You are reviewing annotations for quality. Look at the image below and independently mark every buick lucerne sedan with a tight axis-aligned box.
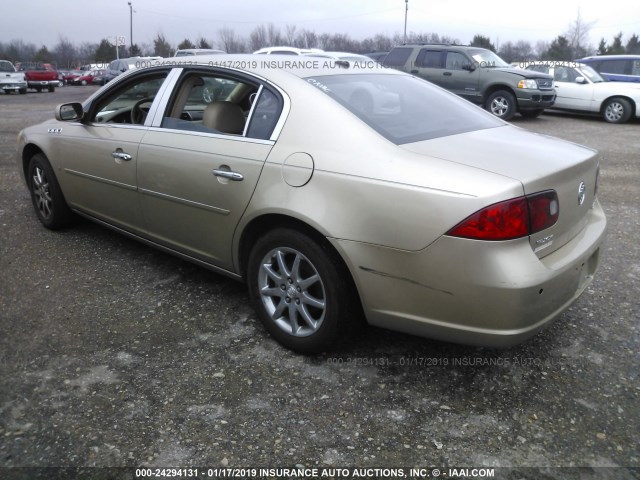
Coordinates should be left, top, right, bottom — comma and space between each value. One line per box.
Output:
17, 55, 606, 353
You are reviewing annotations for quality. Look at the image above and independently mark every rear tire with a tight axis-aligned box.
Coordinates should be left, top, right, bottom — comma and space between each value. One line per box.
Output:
247, 228, 360, 353
27, 153, 75, 229
602, 97, 632, 124
486, 90, 516, 121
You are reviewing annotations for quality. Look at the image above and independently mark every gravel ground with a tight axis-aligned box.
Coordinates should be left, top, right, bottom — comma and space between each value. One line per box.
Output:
0, 86, 638, 479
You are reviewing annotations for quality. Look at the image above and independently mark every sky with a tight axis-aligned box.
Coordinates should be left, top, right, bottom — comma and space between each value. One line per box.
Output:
1, 0, 638, 49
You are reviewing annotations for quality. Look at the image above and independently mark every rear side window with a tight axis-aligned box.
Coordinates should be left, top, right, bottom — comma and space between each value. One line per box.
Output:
305, 73, 503, 145
383, 48, 413, 67
599, 60, 628, 74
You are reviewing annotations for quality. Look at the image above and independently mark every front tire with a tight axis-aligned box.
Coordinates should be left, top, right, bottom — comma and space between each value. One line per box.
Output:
27, 154, 75, 229
247, 228, 360, 353
602, 97, 632, 124
486, 90, 516, 121
520, 109, 544, 119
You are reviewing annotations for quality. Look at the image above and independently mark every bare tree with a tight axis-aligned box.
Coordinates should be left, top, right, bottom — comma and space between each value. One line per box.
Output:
52, 36, 77, 69
565, 9, 595, 58
3, 39, 37, 62
535, 40, 550, 58
285, 25, 297, 45
294, 29, 319, 49
266, 23, 282, 46
218, 28, 245, 53
249, 25, 268, 51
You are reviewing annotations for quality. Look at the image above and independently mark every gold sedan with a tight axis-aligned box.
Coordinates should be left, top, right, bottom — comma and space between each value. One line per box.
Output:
16, 56, 606, 353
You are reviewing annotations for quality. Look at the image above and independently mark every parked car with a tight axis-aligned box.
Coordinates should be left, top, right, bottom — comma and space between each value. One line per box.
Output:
57, 69, 83, 86
304, 51, 375, 65
16, 55, 606, 353
109, 56, 163, 73
70, 69, 106, 86
365, 51, 389, 63
17, 62, 58, 92
576, 55, 640, 83
253, 46, 323, 55
524, 61, 640, 123
0, 60, 27, 94
91, 69, 121, 86
383, 44, 556, 120
175, 48, 225, 56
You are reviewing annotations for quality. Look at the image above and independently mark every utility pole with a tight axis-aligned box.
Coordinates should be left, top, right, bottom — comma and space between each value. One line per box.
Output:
403, 0, 408, 44
128, 2, 133, 50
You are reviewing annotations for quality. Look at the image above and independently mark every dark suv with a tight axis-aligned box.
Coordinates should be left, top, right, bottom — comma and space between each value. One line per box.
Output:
383, 44, 556, 120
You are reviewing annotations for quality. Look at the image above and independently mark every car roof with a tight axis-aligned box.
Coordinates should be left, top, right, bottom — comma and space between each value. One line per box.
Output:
154, 54, 400, 80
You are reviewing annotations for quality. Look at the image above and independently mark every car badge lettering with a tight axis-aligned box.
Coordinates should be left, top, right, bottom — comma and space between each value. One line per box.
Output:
47, 128, 62, 134
578, 181, 586, 205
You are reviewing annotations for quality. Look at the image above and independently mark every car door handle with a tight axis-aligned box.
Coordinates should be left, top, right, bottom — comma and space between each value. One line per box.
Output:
212, 169, 244, 181
410, 69, 418, 74
443, 72, 452, 76
111, 150, 132, 161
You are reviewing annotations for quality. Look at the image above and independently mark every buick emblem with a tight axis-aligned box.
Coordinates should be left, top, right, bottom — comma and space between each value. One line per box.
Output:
578, 181, 586, 205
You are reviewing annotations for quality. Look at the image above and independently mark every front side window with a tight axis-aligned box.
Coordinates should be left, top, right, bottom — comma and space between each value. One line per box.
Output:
92, 73, 169, 124
161, 72, 282, 140
445, 52, 471, 70
579, 65, 605, 83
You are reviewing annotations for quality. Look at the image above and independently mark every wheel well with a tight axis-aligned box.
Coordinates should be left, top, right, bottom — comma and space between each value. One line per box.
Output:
21, 144, 44, 179
238, 214, 335, 278
238, 213, 366, 326
600, 96, 636, 115
483, 85, 515, 104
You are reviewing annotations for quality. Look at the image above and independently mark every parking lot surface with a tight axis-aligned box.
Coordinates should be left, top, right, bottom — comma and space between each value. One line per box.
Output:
0, 87, 638, 478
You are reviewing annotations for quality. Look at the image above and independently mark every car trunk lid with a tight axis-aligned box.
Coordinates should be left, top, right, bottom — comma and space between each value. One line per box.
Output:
401, 125, 600, 258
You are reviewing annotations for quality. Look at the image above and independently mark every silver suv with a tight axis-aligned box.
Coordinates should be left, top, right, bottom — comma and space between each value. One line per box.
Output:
384, 44, 556, 120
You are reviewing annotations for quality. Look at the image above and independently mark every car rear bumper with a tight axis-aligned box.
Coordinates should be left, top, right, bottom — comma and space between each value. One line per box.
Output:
332, 199, 606, 347
27, 80, 57, 87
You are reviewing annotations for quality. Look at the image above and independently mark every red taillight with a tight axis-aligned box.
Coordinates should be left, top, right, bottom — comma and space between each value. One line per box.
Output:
446, 190, 559, 241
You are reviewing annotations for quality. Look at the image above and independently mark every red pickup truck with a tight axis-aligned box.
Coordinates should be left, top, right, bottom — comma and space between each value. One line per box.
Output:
17, 62, 58, 92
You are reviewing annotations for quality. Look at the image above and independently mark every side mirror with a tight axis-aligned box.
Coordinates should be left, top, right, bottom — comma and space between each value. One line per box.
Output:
55, 103, 84, 121
462, 63, 476, 72
575, 76, 586, 84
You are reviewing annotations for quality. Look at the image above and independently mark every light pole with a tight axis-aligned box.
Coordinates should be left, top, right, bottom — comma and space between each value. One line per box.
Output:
403, 0, 408, 44
128, 2, 133, 50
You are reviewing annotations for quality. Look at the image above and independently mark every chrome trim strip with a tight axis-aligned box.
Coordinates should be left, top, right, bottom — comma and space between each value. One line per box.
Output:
144, 126, 274, 145
138, 188, 230, 215
70, 209, 242, 281
63, 168, 137, 191
242, 84, 263, 137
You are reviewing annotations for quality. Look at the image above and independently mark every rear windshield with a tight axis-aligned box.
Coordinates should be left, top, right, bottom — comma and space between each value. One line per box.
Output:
304, 73, 503, 144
